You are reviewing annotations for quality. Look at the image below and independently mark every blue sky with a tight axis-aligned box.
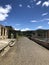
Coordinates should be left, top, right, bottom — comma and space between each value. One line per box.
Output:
0, 0, 49, 31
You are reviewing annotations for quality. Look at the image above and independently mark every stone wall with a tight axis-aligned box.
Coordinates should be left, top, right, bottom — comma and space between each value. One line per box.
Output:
0, 25, 8, 39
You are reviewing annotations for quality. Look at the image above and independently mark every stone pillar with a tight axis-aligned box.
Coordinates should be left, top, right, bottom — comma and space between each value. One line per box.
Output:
2, 27, 4, 39
3, 28, 4, 36
5, 28, 8, 38
0, 26, 1, 36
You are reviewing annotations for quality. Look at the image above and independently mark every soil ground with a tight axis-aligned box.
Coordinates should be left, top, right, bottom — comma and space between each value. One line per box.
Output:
0, 37, 49, 65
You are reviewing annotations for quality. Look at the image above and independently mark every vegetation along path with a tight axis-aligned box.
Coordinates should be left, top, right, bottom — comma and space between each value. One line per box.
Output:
0, 37, 49, 65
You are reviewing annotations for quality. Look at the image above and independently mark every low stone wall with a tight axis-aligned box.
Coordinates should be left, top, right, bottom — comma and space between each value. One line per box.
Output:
0, 39, 16, 56
29, 37, 49, 49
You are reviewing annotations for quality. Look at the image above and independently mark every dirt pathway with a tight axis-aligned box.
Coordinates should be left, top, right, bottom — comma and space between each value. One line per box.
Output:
0, 37, 49, 65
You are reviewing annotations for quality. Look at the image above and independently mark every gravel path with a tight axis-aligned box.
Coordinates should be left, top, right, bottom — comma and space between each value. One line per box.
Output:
0, 37, 49, 65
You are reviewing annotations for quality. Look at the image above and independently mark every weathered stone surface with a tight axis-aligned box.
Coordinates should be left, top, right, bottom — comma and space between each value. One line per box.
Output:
0, 25, 8, 39
0, 39, 16, 51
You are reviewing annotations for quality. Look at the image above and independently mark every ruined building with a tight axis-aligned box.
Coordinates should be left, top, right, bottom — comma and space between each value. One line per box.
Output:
0, 25, 16, 39
0, 25, 8, 39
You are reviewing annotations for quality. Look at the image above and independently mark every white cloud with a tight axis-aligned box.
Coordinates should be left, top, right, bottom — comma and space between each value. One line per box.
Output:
36, 26, 43, 29
27, 5, 31, 8
40, 18, 49, 22
45, 18, 49, 21
0, 5, 12, 21
0, 13, 8, 21
21, 28, 30, 31
42, 1, 49, 7
30, 18, 49, 23
14, 28, 20, 30
42, 13, 48, 16
31, 20, 37, 22
0, 5, 12, 14
34, 0, 36, 2
48, 22, 49, 24
41, 18, 49, 21
19, 4, 22, 7
16, 24, 20, 26
36, 1, 41, 5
